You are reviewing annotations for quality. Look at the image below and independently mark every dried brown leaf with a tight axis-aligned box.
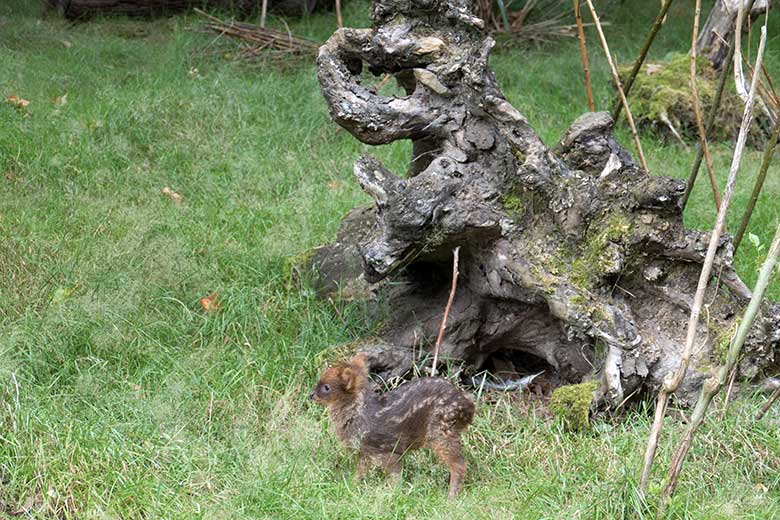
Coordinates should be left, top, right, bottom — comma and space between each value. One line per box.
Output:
6, 95, 30, 108
162, 186, 183, 204
199, 292, 221, 313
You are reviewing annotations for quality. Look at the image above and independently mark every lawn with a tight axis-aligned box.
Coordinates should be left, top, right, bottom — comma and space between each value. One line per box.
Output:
1, 0, 779, 518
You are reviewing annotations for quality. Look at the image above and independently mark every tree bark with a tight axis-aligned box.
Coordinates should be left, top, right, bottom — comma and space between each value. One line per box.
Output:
312, 0, 780, 407
696, 0, 769, 69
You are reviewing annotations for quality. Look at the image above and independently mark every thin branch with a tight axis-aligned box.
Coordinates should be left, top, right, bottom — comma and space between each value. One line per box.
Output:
431, 247, 460, 378
682, 0, 759, 210
584, 0, 648, 172
659, 87, 774, 514
573, 0, 595, 111
690, 0, 722, 212
733, 118, 780, 253
681, 31, 735, 210
611, 0, 675, 121
719, 365, 737, 419
734, 2, 750, 101
642, 23, 768, 501
496, 0, 511, 33
756, 386, 780, 421
335, 0, 343, 29
260, 0, 268, 28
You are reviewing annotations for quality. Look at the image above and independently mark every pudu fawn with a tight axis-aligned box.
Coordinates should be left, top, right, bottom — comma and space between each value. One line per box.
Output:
310, 353, 475, 498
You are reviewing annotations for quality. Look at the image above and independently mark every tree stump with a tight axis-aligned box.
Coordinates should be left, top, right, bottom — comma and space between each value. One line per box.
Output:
696, 0, 770, 70
312, 0, 780, 406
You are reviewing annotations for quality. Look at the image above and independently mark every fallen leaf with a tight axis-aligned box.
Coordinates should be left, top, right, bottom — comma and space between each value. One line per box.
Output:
61, 40, 72, 48
5, 170, 13, 181
54, 94, 67, 107
6, 95, 30, 108
162, 186, 183, 204
327, 180, 342, 192
199, 292, 221, 313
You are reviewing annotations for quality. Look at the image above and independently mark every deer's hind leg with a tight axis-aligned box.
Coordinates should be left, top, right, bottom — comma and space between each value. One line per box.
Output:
431, 436, 466, 499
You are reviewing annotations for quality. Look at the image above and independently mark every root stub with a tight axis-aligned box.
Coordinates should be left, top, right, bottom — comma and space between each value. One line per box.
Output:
310, 0, 779, 407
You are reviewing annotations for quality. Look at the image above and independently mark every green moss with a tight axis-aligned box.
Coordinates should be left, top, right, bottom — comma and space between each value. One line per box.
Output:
511, 148, 526, 163
549, 381, 598, 432
714, 321, 739, 364
570, 213, 631, 288
619, 53, 743, 141
501, 194, 526, 219
422, 226, 447, 252
283, 248, 316, 285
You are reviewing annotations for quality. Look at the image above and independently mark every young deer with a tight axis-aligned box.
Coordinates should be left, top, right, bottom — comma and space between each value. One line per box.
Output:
310, 353, 475, 498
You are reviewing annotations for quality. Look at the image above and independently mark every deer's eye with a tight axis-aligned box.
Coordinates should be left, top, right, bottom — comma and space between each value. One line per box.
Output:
322, 384, 331, 393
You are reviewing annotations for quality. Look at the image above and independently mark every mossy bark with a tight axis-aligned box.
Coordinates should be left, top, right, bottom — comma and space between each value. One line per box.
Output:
312, 0, 780, 407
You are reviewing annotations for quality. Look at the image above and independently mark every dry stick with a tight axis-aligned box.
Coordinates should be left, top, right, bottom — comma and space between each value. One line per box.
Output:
681, 0, 758, 210
640, 24, 767, 499
573, 0, 595, 111
335, 0, 343, 29
733, 119, 780, 253
756, 386, 780, 421
658, 44, 772, 509
260, 0, 268, 28
681, 33, 735, 209
660, 218, 778, 516
611, 0, 675, 121
584, 0, 648, 172
719, 365, 738, 420
430, 247, 460, 378
690, 0, 722, 212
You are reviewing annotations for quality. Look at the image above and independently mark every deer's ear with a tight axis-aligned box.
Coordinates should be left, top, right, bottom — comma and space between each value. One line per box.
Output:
350, 352, 367, 370
340, 367, 357, 392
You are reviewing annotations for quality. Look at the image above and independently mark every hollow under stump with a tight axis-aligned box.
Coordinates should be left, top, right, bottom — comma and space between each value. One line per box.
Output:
310, 0, 779, 407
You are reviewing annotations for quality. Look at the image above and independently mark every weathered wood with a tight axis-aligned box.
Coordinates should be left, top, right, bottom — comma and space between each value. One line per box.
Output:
696, 0, 769, 69
312, 0, 780, 409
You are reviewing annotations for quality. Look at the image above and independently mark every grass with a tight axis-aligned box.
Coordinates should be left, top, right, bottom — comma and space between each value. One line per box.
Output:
1, 0, 779, 517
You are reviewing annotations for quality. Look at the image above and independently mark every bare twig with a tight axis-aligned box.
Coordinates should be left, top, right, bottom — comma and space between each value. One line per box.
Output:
196, 8, 319, 60
756, 386, 780, 421
335, 0, 343, 29
734, 2, 750, 102
573, 0, 594, 111
611, 0, 675, 121
643, 23, 768, 502
659, 102, 775, 514
682, 0, 759, 210
260, 0, 268, 28
431, 247, 460, 378
584, 0, 648, 172
495, 0, 511, 33
719, 365, 737, 419
690, 0, 722, 212
733, 118, 780, 253
681, 34, 735, 209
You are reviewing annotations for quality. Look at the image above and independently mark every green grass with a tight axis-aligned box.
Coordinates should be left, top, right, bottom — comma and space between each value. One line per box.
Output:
1, 0, 779, 518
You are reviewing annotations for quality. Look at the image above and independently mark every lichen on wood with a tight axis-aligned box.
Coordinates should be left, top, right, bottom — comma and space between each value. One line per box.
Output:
310, 0, 780, 408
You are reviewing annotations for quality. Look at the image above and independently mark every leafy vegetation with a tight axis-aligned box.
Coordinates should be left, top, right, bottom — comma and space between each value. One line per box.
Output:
1, 0, 779, 518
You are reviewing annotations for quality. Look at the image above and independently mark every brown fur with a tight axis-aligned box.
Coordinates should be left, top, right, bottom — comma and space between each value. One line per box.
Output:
310, 353, 475, 498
